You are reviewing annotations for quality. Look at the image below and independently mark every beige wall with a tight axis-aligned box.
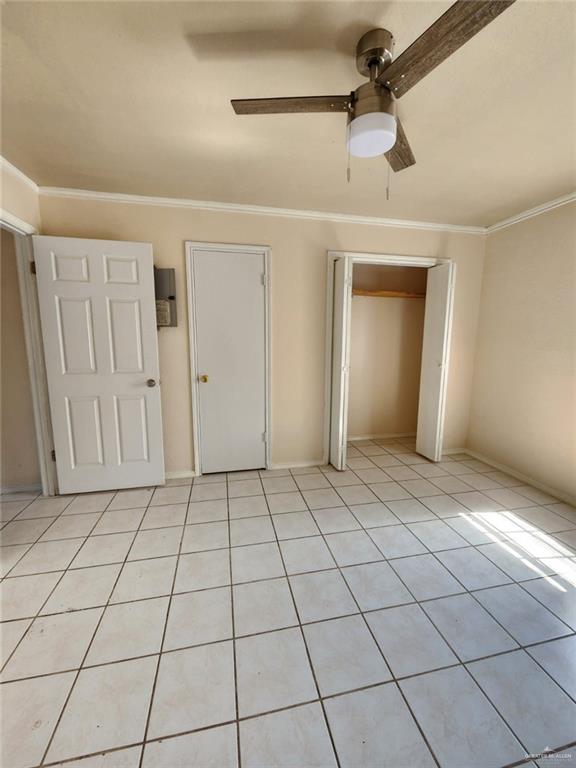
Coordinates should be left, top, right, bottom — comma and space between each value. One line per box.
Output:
352, 264, 427, 294
468, 203, 576, 501
348, 296, 425, 439
1, 166, 40, 229
38, 194, 485, 473
1, 228, 40, 487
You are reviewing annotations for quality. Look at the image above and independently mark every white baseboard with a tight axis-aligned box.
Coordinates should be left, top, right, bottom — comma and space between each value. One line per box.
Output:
269, 460, 323, 470
461, 448, 575, 507
165, 470, 196, 481
0, 483, 42, 494
349, 432, 416, 441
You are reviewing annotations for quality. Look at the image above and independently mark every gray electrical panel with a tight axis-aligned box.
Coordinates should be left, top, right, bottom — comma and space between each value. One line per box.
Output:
154, 267, 177, 327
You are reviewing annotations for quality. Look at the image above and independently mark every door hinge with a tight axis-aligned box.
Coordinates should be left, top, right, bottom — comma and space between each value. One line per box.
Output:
30, 261, 37, 275
262, 432, 267, 443
261, 273, 267, 287
51, 449, 56, 462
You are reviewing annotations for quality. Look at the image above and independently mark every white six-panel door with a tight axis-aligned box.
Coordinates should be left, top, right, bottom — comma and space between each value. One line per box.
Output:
33, 236, 165, 494
190, 247, 267, 474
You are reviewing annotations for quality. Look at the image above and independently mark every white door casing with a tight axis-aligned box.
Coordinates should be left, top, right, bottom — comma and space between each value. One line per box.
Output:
329, 257, 353, 470
189, 246, 268, 474
33, 236, 165, 494
416, 262, 456, 461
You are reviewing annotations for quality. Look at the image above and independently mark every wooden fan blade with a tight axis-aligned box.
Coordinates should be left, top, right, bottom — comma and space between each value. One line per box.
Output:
232, 95, 352, 114
377, 0, 516, 98
385, 120, 416, 172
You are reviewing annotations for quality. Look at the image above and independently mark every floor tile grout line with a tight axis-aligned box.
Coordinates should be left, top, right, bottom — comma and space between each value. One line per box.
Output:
296, 487, 444, 768
37, 487, 158, 766
3, 466, 575, 766
4, 511, 574, 575
521, 641, 576, 706
136, 482, 193, 768
297, 474, 576, 760
381, 504, 576, 715
34, 705, 576, 768
1, 494, 80, 578
264, 485, 343, 768
502, 738, 576, 768
0, 493, 116, 675
2, 609, 575, 688
226, 472, 242, 768
2, 491, 573, 548
2, 542, 574, 628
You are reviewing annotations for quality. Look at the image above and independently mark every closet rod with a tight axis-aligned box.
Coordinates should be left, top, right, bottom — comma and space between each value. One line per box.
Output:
352, 289, 426, 299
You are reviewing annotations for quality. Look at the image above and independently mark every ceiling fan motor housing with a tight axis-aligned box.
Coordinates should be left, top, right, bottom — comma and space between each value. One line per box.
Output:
356, 28, 394, 77
352, 81, 393, 121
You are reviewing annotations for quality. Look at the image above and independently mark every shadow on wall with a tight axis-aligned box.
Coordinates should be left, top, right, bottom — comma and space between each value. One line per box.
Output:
0, 228, 40, 488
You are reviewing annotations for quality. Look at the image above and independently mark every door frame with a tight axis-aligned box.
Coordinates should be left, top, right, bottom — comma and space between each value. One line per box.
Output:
323, 250, 453, 465
185, 241, 272, 476
0, 210, 57, 496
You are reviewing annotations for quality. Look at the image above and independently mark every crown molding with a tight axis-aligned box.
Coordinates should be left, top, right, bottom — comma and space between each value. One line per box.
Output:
0, 208, 37, 235
2, 152, 571, 236
0, 156, 39, 193
39, 186, 486, 235
486, 191, 576, 234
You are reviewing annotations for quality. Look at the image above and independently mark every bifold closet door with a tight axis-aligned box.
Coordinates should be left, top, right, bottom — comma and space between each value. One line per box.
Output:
329, 257, 353, 470
33, 235, 165, 494
191, 248, 267, 474
416, 262, 455, 461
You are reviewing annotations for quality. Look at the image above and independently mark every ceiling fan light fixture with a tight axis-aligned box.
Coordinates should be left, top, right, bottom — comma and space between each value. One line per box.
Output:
347, 111, 397, 158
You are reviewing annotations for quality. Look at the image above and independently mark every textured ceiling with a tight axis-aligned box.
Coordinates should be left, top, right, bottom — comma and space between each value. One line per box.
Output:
2, 0, 575, 226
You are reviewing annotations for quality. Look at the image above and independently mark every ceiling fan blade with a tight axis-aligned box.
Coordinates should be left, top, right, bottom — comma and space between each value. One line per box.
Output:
386, 120, 416, 172
232, 95, 352, 115
377, 0, 516, 98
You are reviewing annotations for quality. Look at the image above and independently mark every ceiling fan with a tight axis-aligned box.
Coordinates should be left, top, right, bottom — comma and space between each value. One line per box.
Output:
231, 0, 516, 170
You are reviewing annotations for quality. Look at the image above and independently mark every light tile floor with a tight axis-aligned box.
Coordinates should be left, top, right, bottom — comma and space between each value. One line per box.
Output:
1, 437, 576, 768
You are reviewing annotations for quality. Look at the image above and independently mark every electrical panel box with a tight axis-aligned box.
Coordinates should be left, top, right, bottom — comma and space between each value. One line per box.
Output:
154, 267, 177, 327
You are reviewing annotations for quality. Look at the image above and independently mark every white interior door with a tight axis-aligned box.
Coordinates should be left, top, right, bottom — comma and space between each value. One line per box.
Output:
329, 257, 353, 469
416, 262, 456, 461
191, 248, 267, 474
33, 236, 165, 494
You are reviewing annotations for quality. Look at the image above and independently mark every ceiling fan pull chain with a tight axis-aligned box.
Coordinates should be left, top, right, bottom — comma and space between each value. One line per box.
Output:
346, 123, 352, 183
385, 99, 396, 200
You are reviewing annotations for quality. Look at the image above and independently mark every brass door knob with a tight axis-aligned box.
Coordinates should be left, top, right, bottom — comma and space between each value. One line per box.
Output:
199, 374, 209, 383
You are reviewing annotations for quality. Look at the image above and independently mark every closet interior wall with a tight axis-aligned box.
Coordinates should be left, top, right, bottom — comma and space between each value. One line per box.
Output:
348, 264, 428, 441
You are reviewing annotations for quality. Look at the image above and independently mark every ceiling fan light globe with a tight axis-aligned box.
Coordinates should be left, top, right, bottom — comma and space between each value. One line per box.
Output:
347, 112, 397, 158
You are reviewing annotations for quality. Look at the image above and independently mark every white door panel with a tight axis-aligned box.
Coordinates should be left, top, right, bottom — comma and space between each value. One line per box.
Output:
329, 257, 352, 470
33, 236, 165, 494
192, 248, 267, 474
416, 262, 455, 461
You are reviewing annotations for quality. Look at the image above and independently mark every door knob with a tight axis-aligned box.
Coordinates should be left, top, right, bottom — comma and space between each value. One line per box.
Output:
146, 379, 157, 387
199, 374, 209, 383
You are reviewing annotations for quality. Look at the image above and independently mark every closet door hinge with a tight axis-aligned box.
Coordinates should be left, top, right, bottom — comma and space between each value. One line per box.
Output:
261, 273, 267, 287
30, 261, 37, 275
51, 449, 56, 462
262, 431, 267, 443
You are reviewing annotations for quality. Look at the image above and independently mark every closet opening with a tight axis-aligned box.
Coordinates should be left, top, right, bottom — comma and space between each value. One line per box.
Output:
348, 263, 427, 445
325, 252, 455, 470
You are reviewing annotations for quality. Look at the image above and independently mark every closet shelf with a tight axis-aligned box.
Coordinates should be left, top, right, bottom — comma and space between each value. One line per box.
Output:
352, 288, 426, 299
